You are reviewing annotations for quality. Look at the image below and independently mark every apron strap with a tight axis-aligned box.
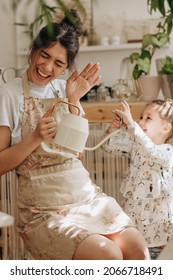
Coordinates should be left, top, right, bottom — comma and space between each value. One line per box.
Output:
22, 71, 30, 97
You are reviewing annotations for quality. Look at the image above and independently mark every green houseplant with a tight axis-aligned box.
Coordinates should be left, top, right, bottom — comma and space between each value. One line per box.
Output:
129, 0, 173, 100
159, 55, 173, 76
130, 0, 173, 80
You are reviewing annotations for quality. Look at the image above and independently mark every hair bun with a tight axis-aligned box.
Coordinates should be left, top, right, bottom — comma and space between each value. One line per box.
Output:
62, 9, 83, 37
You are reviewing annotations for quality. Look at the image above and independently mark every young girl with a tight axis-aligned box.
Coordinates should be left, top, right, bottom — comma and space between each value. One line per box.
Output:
103, 99, 173, 259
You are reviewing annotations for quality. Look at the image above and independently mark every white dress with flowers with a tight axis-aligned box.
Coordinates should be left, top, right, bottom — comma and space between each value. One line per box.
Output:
103, 122, 173, 248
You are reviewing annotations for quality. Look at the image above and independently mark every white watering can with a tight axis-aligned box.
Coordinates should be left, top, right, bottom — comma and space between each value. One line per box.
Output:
53, 100, 121, 152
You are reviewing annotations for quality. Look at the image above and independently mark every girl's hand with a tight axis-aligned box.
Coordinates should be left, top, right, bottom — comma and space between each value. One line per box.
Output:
113, 101, 134, 127
66, 63, 101, 103
106, 113, 121, 134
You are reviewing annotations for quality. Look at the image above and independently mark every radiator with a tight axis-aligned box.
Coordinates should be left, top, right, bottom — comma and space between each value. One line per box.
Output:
82, 123, 129, 203
0, 123, 129, 259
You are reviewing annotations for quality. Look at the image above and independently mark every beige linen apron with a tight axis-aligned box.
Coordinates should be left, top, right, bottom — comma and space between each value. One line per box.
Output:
16, 72, 133, 260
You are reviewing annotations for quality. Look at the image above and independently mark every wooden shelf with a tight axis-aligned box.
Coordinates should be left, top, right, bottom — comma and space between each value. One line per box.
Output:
16, 43, 142, 56
82, 101, 146, 123
79, 43, 142, 52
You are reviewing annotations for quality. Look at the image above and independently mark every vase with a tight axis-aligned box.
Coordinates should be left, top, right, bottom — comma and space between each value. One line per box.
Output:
134, 75, 163, 101
155, 58, 173, 99
160, 74, 173, 99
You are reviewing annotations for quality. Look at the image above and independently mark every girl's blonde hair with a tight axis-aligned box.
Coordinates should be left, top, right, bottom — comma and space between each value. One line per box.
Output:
148, 99, 173, 143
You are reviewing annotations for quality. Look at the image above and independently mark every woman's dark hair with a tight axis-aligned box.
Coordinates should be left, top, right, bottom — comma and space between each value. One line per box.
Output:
29, 9, 83, 71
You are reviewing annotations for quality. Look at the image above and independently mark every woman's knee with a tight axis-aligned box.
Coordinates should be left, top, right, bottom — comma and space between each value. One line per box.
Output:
127, 228, 150, 260
107, 227, 150, 260
73, 234, 123, 260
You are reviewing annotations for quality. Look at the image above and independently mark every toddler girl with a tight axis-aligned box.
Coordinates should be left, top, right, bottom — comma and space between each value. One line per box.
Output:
103, 99, 173, 259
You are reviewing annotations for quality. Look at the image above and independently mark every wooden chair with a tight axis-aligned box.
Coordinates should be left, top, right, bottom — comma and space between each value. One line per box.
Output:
0, 171, 31, 259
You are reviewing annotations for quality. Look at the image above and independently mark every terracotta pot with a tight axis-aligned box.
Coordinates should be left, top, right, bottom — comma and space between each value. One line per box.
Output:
134, 75, 163, 101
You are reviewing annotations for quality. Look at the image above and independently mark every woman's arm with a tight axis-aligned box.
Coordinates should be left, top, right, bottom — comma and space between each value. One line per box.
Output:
0, 110, 57, 175
0, 126, 42, 175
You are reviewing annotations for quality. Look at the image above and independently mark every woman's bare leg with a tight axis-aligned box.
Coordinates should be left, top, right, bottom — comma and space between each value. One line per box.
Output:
107, 227, 150, 260
73, 234, 123, 260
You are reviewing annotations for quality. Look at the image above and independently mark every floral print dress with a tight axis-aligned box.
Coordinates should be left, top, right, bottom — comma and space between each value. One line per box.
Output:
16, 73, 134, 260
103, 122, 173, 248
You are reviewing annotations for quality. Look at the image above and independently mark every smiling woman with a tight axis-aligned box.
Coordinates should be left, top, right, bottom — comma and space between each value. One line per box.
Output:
0, 8, 149, 260
27, 45, 68, 85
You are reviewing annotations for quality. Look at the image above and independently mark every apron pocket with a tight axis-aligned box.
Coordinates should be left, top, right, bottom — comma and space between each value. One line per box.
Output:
29, 162, 96, 208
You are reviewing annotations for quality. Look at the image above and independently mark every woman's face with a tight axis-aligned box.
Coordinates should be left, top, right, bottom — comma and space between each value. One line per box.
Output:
27, 42, 68, 85
138, 104, 168, 144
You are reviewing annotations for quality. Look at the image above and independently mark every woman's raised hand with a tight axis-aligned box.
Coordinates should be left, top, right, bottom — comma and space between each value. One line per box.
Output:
66, 63, 101, 103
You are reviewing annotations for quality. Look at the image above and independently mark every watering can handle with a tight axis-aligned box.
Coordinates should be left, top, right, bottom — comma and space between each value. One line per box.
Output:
47, 99, 81, 117
84, 129, 120, 151
59, 99, 81, 116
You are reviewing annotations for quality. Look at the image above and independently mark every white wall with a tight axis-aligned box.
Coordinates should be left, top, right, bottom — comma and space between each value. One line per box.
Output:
93, 0, 154, 41
0, 1, 16, 68
77, 0, 172, 86
0, 0, 172, 86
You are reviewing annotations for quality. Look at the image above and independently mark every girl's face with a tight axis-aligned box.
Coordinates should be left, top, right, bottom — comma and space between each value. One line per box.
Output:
138, 104, 169, 144
27, 42, 68, 85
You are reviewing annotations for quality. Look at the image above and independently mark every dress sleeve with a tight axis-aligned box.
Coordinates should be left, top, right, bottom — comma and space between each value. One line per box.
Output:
101, 126, 131, 156
128, 121, 173, 166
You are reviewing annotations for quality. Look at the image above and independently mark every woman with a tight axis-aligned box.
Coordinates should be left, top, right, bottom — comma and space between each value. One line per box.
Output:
0, 9, 149, 260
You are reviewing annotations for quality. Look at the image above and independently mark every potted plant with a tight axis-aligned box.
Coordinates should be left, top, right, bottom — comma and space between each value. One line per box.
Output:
157, 55, 173, 98
129, 0, 173, 100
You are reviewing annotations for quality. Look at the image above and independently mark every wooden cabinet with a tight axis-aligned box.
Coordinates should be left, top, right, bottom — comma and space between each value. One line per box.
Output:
82, 101, 146, 123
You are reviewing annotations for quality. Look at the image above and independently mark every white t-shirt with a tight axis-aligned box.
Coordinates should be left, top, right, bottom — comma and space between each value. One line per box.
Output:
0, 77, 67, 145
